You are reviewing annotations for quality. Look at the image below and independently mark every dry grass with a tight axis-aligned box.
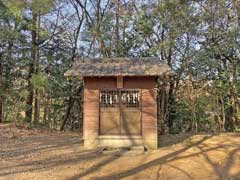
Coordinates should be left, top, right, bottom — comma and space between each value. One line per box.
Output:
0, 123, 240, 180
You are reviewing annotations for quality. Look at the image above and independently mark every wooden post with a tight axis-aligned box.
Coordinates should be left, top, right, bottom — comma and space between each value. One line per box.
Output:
117, 76, 123, 89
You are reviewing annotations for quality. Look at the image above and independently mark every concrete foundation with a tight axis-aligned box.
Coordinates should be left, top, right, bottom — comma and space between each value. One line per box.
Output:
84, 135, 157, 149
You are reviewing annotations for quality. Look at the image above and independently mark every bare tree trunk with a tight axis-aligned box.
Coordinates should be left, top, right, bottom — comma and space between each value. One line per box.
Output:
48, 98, 52, 127
43, 93, 49, 125
0, 38, 13, 123
26, 9, 37, 123
166, 43, 175, 131
193, 106, 198, 133
34, 90, 40, 125
0, 53, 3, 123
0, 97, 2, 123
219, 94, 226, 131
34, 12, 41, 125
229, 1, 240, 131
230, 64, 238, 131
26, 74, 34, 123
157, 76, 167, 135
191, 104, 198, 133
233, 0, 240, 26
167, 79, 175, 129
60, 94, 74, 131
115, 0, 120, 56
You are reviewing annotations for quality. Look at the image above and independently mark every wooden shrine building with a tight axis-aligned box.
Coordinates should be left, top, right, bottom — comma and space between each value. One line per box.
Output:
65, 58, 172, 149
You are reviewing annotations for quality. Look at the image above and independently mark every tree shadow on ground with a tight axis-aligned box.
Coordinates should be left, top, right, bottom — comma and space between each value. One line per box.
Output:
0, 136, 83, 159
94, 134, 240, 180
66, 134, 240, 180
0, 150, 102, 176
197, 143, 240, 180
0, 131, 90, 177
67, 135, 213, 180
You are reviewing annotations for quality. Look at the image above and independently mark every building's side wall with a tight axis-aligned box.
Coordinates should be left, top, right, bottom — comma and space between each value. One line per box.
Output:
83, 76, 158, 149
141, 88, 158, 149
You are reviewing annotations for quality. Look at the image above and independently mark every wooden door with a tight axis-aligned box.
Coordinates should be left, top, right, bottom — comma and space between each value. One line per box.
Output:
100, 90, 141, 135
100, 90, 120, 135
120, 90, 141, 135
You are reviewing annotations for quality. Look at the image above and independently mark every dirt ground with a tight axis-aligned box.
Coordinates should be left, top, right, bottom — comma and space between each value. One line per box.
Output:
0, 123, 240, 180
